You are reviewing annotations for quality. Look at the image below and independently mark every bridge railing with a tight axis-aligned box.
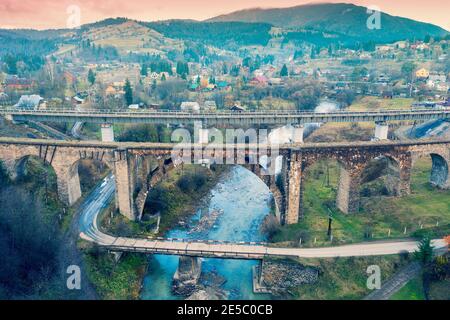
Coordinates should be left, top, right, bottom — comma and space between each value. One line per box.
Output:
104, 243, 269, 259
1, 106, 449, 117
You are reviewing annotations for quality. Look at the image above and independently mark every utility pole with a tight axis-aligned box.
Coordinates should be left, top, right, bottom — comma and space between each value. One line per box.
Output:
327, 207, 333, 240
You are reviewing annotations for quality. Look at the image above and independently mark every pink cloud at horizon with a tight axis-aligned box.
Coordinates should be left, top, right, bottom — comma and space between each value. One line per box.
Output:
0, 0, 448, 31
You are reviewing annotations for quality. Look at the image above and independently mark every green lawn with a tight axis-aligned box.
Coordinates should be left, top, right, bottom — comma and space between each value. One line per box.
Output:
273, 157, 450, 246
291, 255, 409, 300
390, 277, 425, 300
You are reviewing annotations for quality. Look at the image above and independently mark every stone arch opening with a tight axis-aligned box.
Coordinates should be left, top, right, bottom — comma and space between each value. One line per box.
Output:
412, 153, 449, 190
71, 158, 111, 195
359, 155, 402, 198
12, 155, 59, 202
302, 158, 343, 215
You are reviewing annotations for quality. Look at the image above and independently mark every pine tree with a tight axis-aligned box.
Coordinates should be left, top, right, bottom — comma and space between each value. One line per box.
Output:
280, 64, 288, 77
414, 237, 434, 265
140, 64, 148, 76
87, 69, 96, 86
123, 79, 133, 106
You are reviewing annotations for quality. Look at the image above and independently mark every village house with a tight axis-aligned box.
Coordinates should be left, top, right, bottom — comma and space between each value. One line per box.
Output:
4, 75, 34, 91
203, 100, 217, 111
15, 95, 45, 109
180, 101, 200, 112
229, 104, 246, 112
416, 68, 430, 79
249, 75, 268, 87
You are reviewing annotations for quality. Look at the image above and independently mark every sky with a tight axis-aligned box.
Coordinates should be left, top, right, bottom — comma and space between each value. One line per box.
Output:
0, 0, 448, 31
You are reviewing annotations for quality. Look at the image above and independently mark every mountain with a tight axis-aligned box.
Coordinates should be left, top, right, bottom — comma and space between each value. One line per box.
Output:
208, 3, 449, 43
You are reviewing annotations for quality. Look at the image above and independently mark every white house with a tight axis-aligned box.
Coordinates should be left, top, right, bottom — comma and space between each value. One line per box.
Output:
180, 101, 200, 112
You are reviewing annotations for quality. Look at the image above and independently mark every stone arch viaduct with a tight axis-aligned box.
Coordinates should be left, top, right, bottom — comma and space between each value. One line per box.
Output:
0, 137, 448, 225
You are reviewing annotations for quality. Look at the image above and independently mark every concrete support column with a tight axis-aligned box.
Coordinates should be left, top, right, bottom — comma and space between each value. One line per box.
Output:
374, 121, 389, 140
336, 167, 360, 213
114, 149, 135, 220
284, 153, 303, 224
172, 256, 202, 295
55, 164, 81, 206
197, 128, 209, 144
101, 123, 115, 142
292, 125, 304, 143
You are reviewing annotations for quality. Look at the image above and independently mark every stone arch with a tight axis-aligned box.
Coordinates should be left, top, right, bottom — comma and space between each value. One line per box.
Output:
11, 155, 59, 195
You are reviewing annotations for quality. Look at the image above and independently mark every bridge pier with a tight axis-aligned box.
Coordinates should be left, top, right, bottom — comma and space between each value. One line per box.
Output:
114, 150, 136, 220
283, 153, 303, 224
54, 165, 82, 206
172, 256, 202, 295
374, 121, 389, 140
292, 125, 304, 143
101, 124, 115, 142
197, 128, 209, 144
336, 167, 361, 213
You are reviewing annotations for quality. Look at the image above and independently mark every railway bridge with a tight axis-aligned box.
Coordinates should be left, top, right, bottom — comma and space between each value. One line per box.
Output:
0, 137, 448, 225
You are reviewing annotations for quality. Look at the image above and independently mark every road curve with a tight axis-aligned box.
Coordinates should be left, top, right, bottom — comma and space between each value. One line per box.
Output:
79, 175, 448, 260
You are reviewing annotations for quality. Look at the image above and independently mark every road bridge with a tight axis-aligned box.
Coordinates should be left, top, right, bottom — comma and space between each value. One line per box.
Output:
2, 107, 449, 126
80, 232, 448, 260
0, 137, 449, 224
3, 107, 449, 142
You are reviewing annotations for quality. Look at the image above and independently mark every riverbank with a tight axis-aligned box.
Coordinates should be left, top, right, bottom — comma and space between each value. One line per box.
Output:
82, 164, 229, 300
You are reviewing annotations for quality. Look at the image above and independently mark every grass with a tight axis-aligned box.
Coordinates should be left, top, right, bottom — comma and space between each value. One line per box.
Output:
290, 255, 409, 300
348, 96, 414, 111
83, 246, 148, 300
272, 157, 450, 247
390, 276, 425, 300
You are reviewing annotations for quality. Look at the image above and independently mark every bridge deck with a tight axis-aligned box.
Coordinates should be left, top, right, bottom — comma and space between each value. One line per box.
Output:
82, 233, 447, 260
2, 108, 449, 125
1, 136, 450, 151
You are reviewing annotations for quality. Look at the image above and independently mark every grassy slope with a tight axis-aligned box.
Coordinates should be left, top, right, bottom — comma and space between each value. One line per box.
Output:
292, 255, 409, 300
273, 157, 450, 247
390, 276, 425, 300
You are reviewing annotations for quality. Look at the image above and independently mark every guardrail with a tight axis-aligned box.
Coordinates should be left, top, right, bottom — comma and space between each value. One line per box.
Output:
1, 107, 449, 117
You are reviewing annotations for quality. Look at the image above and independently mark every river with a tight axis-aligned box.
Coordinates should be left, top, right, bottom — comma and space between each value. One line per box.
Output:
140, 100, 339, 300
140, 166, 272, 299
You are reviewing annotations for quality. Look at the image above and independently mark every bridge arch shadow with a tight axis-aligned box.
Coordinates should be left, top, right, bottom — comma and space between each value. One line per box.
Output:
139, 155, 277, 225
359, 155, 402, 198
11, 155, 60, 206
412, 153, 449, 190
69, 158, 111, 195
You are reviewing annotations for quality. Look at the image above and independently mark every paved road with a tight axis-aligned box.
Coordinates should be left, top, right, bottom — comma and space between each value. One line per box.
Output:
78, 183, 448, 260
